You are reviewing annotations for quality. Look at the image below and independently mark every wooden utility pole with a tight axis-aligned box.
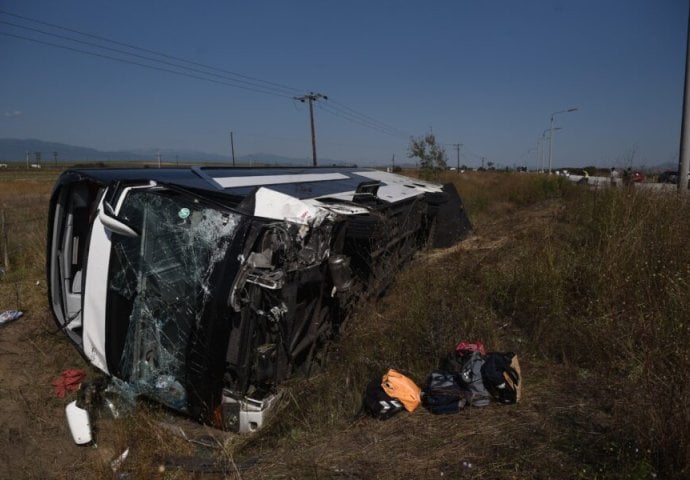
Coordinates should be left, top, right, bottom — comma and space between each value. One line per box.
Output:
452, 143, 462, 172
230, 131, 236, 167
678, 4, 690, 192
1, 208, 8, 273
294, 92, 327, 166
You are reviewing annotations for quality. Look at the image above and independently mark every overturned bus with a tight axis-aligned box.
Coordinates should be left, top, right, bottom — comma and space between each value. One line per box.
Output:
47, 166, 471, 435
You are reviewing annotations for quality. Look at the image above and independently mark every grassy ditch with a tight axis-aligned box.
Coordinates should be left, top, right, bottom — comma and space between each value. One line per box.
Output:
2, 169, 688, 478
241, 173, 689, 479
498, 184, 690, 477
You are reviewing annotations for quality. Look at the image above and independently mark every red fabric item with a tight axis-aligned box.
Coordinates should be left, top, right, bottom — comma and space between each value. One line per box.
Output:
52, 368, 87, 398
455, 341, 486, 356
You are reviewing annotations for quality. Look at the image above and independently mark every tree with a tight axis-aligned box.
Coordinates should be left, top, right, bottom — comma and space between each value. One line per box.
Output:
407, 132, 447, 174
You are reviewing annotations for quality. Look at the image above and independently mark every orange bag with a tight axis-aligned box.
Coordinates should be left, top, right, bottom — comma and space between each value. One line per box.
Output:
381, 368, 421, 412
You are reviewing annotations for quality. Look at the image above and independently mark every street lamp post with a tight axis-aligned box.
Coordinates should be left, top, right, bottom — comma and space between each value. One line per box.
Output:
548, 107, 578, 173
539, 127, 561, 172
538, 136, 547, 172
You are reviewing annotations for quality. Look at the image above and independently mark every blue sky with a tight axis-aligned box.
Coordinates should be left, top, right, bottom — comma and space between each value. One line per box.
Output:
0, 0, 687, 169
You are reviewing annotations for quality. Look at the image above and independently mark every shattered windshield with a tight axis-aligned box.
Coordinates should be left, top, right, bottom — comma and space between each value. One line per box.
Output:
107, 188, 241, 410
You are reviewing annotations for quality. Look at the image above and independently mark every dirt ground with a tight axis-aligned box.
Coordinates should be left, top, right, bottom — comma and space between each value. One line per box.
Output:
0, 171, 637, 479
0, 266, 617, 480
0, 169, 118, 479
0, 308, 103, 479
0, 193, 547, 480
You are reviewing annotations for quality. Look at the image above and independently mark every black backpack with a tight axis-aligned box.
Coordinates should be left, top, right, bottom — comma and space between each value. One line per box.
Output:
444, 350, 491, 407
481, 352, 521, 404
422, 370, 466, 414
362, 378, 404, 419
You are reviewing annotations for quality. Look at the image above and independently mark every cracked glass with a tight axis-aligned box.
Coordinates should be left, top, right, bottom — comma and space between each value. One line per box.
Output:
107, 188, 240, 410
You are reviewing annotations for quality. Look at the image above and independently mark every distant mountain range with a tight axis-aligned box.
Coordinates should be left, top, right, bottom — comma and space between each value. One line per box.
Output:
0, 138, 344, 167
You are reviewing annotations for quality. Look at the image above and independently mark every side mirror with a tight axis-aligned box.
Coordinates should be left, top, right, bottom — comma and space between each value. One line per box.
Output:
99, 201, 139, 238
65, 400, 93, 445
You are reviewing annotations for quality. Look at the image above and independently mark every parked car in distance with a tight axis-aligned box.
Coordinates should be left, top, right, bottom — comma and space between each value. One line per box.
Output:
658, 170, 690, 186
631, 171, 645, 183
658, 170, 677, 183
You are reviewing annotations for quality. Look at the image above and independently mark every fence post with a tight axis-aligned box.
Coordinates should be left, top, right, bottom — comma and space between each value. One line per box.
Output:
1, 207, 8, 273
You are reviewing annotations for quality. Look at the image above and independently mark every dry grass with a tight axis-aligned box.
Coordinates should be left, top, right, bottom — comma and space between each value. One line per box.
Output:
1, 168, 687, 479
238, 173, 682, 479
0, 168, 58, 313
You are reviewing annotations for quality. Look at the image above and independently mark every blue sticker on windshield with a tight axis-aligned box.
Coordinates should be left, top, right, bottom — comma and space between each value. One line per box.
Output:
178, 208, 190, 219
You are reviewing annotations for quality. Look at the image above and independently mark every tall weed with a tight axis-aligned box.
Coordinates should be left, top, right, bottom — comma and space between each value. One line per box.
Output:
0, 173, 54, 311
482, 185, 690, 477
279, 177, 690, 476
439, 171, 571, 220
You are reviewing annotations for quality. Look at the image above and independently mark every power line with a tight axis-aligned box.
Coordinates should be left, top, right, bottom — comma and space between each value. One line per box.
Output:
327, 98, 412, 138
0, 9, 415, 150
0, 19, 296, 98
323, 103, 410, 139
0, 9, 302, 97
1, 28, 411, 141
461, 145, 486, 161
441, 141, 484, 165
0, 31, 293, 98
317, 102, 408, 139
